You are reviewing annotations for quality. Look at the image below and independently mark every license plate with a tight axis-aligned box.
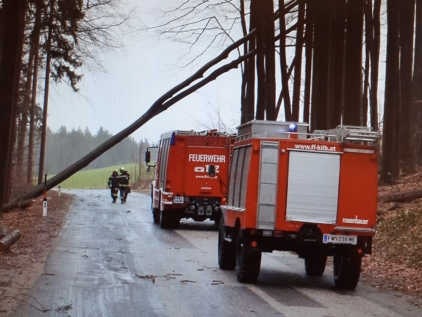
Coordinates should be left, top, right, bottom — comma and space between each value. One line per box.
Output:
173, 196, 184, 204
323, 234, 357, 245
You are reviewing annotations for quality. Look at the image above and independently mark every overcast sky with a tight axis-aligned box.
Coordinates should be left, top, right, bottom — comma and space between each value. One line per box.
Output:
47, 0, 244, 143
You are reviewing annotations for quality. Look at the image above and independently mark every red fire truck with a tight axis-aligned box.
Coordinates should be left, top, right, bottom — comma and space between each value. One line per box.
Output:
145, 129, 235, 229
218, 120, 378, 290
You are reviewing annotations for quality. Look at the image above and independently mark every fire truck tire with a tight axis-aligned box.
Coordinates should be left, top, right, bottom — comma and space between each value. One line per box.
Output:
235, 231, 261, 283
304, 255, 327, 276
152, 208, 160, 224
159, 210, 170, 229
218, 222, 236, 270
333, 254, 362, 290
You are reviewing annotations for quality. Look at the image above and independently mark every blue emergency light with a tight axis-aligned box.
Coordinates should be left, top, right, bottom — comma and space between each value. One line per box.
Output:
289, 122, 298, 132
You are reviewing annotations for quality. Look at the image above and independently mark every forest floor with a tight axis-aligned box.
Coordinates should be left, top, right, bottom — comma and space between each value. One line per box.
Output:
1, 178, 422, 316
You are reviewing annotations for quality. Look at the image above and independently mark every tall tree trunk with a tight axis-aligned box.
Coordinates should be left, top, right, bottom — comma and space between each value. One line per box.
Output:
0, 0, 27, 211
312, 0, 333, 130
380, 0, 401, 184
343, 0, 364, 126
292, 1, 304, 122
363, 0, 373, 127
370, 0, 381, 131
243, 0, 256, 124
38, 0, 55, 185
303, 0, 315, 128
279, 0, 292, 121
414, 0, 422, 164
400, 0, 416, 174
330, 0, 346, 128
265, 0, 276, 121
16, 42, 36, 191
27, 0, 43, 184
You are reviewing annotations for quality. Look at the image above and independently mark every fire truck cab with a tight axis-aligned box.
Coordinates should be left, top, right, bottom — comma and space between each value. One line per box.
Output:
218, 120, 378, 290
146, 129, 234, 229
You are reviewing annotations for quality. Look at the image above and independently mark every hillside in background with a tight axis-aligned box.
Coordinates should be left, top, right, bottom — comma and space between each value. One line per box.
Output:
45, 126, 154, 175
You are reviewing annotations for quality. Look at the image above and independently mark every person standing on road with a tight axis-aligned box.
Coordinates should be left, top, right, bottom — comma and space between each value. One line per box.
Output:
107, 169, 120, 203
118, 167, 131, 204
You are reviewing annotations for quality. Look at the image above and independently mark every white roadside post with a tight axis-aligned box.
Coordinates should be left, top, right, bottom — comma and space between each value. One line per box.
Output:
43, 174, 48, 217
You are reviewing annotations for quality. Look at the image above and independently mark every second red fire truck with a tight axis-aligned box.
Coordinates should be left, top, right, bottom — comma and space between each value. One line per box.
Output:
145, 129, 235, 229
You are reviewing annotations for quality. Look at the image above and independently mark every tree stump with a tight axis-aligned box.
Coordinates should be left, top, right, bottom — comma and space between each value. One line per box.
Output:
0, 229, 21, 253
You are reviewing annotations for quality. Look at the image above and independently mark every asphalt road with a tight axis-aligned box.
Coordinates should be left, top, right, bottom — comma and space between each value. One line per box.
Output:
12, 189, 422, 317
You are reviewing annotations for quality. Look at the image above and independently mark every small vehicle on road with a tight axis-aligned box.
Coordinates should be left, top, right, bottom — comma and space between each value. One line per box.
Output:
218, 120, 378, 290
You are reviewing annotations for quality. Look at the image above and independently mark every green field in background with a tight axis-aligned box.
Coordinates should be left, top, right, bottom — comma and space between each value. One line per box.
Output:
52, 163, 149, 189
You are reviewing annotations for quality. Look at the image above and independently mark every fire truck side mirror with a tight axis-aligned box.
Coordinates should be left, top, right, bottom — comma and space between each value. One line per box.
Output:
145, 150, 151, 163
208, 165, 216, 177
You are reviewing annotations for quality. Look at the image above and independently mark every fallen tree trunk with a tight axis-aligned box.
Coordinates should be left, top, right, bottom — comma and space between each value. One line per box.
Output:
0, 229, 21, 253
1, 198, 33, 213
378, 189, 422, 203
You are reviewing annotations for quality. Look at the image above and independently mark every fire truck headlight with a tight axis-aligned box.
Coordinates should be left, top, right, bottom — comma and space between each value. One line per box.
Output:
188, 205, 196, 211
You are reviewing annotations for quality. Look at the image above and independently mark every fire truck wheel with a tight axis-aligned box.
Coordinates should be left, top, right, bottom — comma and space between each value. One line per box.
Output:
152, 208, 160, 224
159, 210, 170, 229
218, 221, 236, 270
304, 255, 327, 276
333, 254, 362, 290
235, 231, 261, 283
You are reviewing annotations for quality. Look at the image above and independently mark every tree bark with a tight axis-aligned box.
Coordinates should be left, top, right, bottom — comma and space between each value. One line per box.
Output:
1, 199, 33, 213
279, 0, 292, 121
330, 0, 346, 128
312, 0, 333, 130
370, 0, 381, 131
399, 0, 416, 174
380, 0, 401, 184
292, 0, 304, 122
0, 0, 27, 213
0, 230, 21, 253
379, 189, 422, 203
304, 0, 314, 128
343, 0, 364, 126
27, 0, 43, 184
38, 0, 55, 185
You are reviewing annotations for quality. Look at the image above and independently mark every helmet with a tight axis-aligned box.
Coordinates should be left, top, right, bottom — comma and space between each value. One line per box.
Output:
120, 167, 125, 172
112, 169, 118, 175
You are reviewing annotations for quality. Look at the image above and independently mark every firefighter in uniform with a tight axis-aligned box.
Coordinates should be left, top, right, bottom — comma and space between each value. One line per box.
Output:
118, 167, 131, 204
107, 169, 119, 203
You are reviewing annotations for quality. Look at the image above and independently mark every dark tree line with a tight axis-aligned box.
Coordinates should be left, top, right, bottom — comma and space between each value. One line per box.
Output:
45, 126, 151, 175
